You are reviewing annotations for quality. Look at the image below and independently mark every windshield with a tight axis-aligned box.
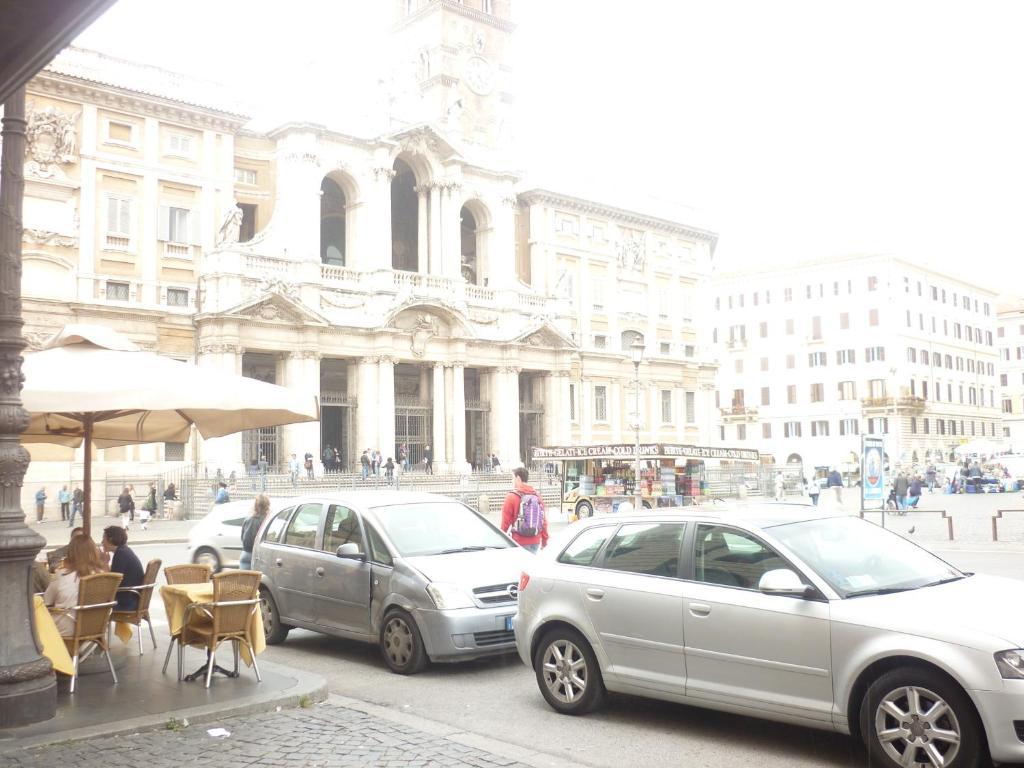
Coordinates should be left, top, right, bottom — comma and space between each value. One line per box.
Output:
371, 502, 514, 557
768, 516, 963, 598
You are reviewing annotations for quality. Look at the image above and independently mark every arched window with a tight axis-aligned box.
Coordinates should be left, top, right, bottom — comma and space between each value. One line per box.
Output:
460, 206, 478, 284
391, 159, 418, 272
320, 177, 346, 265
621, 329, 644, 353
786, 453, 802, 465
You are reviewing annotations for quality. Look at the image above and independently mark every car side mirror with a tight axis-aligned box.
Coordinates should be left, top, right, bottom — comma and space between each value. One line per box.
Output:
335, 542, 365, 561
758, 568, 814, 598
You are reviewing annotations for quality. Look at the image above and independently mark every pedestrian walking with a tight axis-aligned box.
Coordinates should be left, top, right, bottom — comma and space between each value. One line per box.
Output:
371, 449, 381, 476
491, 453, 501, 473
926, 463, 937, 493
58, 485, 71, 522
323, 444, 334, 474
805, 476, 820, 506
360, 449, 371, 480
214, 482, 230, 504
258, 452, 268, 492
117, 486, 134, 529
304, 451, 315, 480
894, 471, 910, 513
70, 485, 83, 527
501, 467, 549, 553
774, 473, 785, 501
385, 457, 395, 485
288, 452, 300, 487
126, 484, 137, 523
139, 484, 156, 530
163, 482, 176, 519
399, 444, 409, 473
240, 494, 270, 570
424, 444, 433, 474
35, 487, 47, 522
827, 467, 843, 504
907, 475, 922, 509
333, 446, 341, 472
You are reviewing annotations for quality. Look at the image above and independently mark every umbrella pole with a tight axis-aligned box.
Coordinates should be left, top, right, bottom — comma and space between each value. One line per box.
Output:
83, 416, 93, 538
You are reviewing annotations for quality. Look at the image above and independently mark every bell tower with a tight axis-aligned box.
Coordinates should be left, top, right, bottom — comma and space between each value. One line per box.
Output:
388, 0, 515, 149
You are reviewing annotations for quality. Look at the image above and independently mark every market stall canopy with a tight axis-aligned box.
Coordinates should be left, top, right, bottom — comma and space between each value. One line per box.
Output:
953, 439, 1003, 457
22, 324, 319, 448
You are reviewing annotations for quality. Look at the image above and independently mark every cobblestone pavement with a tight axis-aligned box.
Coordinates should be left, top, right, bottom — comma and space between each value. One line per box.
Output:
6, 702, 536, 768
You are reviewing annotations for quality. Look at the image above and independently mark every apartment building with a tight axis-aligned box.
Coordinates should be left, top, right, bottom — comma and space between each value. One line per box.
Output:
998, 297, 1024, 452
711, 255, 1000, 470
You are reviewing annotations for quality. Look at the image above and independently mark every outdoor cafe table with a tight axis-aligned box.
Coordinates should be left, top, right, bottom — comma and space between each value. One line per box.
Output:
34, 595, 74, 676
159, 582, 266, 670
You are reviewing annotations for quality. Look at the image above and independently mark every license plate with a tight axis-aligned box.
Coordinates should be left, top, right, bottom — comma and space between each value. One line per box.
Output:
504, 615, 514, 631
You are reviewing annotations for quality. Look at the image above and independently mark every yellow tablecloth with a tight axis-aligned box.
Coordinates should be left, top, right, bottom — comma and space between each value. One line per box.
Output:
159, 583, 265, 665
114, 620, 133, 644
34, 595, 74, 676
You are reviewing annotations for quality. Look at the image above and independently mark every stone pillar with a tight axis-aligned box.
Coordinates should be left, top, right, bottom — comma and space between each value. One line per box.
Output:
428, 185, 442, 276
452, 363, 466, 469
0, 87, 56, 727
282, 350, 321, 467
356, 357, 378, 457
419, 365, 430, 401
377, 356, 396, 462
559, 371, 573, 444
415, 185, 429, 274
504, 368, 522, 465
442, 184, 462, 280
432, 363, 446, 467
486, 369, 503, 466
443, 364, 455, 465
580, 379, 593, 444
488, 195, 518, 290
543, 373, 559, 448
360, 166, 394, 271
198, 342, 244, 473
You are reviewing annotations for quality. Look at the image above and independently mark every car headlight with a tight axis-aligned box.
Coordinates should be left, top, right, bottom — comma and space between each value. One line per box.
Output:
425, 582, 475, 610
995, 650, 1024, 679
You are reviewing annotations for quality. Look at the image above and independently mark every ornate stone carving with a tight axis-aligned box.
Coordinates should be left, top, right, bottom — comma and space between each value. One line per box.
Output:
616, 236, 646, 272
198, 342, 241, 356
468, 309, 498, 325
24, 102, 78, 179
319, 292, 366, 310
22, 229, 77, 248
215, 204, 243, 247
501, 194, 519, 208
372, 166, 398, 182
22, 330, 52, 351
409, 313, 439, 359
256, 276, 299, 300
0, 657, 53, 684
282, 151, 320, 165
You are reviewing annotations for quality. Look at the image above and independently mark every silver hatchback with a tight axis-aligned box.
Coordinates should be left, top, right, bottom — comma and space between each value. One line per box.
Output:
515, 506, 1024, 768
255, 491, 528, 674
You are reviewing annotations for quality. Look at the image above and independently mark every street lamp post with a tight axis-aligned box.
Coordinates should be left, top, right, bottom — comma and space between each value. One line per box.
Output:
631, 339, 645, 512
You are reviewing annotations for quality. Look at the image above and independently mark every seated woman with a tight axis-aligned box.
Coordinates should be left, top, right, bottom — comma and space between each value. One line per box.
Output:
43, 533, 106, 636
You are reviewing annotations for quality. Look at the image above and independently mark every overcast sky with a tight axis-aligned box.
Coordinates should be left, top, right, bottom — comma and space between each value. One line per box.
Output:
74, 0, 1024, 294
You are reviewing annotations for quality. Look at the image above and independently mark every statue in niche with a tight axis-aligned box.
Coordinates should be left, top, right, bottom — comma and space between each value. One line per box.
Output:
216, 204, 244, 246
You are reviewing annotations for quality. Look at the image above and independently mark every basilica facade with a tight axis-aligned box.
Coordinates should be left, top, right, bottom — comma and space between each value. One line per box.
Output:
19, 0, 718, 495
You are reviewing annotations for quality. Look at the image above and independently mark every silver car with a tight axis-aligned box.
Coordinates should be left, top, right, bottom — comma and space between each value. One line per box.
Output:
515, 506, 1024, 768
255, 491, 528, 674
187, 498, 295, 571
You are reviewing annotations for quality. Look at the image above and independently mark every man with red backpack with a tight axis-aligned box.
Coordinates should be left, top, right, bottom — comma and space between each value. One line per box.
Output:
501, 467, 549, 553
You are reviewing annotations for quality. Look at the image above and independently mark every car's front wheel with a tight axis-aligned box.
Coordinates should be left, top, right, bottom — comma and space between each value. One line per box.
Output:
380, 609, 427, 675
192, 546, 221, 573
575, 500, 593, 519
259, 587, 290, 645
860, 667, 983, 768
533, 627, 605, 715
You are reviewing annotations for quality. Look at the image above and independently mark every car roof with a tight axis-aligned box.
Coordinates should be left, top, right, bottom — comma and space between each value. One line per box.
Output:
570, 502, 845, 532
267, 490, 462, 509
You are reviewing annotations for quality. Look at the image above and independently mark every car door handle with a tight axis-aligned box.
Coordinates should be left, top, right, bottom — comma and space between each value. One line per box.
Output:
689, 603, 711, 617
275, 558, 283, 567
585, 588, 605, 600
315, 566, 325, 578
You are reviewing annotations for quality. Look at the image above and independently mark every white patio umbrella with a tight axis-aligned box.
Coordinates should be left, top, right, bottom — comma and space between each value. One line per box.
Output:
20, 324, 320, 535
954, 439, 1001, 457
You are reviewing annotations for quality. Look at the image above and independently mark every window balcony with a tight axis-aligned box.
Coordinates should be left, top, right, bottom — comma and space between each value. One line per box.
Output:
861, 396, 893, 412
720, 405, 758, 423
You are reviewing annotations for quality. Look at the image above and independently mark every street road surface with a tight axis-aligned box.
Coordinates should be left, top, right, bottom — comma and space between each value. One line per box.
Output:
132, 541, 1024, 768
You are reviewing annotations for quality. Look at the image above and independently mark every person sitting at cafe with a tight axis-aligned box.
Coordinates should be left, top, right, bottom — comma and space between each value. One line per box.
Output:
44, 533, 106, 635
46, 526, 84, 572
102, 525, 144, 611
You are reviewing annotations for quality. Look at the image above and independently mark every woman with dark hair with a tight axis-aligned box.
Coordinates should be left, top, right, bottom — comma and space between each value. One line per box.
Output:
44, 533, 105, 635
240, 494, 270, 570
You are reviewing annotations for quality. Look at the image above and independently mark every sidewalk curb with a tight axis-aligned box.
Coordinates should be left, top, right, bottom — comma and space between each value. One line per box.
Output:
0, 661, 327, 755
325, 693, 592, 768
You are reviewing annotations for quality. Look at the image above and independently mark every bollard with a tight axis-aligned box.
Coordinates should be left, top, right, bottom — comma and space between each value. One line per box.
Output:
477, 493, 489, 517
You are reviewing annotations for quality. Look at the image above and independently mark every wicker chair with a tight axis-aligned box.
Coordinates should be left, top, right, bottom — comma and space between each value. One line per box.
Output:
110, 558, 161, 655
178, 570, 263, 688
163, 563, 212, 585
160, 563, 212, 674
54, 572, 123, 693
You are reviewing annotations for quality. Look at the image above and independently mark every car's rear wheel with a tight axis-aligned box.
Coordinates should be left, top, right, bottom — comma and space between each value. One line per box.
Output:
193, 546, 221, 573
381, 609, 427, 675
259, 587, 290, 645
575, 500, 593, 519
860, 667, 983, 768
533, 627, 605, 715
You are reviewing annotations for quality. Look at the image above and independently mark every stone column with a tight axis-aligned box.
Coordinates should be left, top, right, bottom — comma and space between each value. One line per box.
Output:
198, 342, 244, 473
0, 87, 55, 727
415, 185, 429, 274
486, 369, 503, 466
504, 367, 522, 465
428, 184, 442, 275
488, 195, 518, 290
452, 363, 466, 469
359, 166, 394, 271
580, 379, 593, 444
432, 363, 446, 468
282, 350, 321, 467
356, 356, 379, 458
419, 365, 430, 401
442, 183, 462, 280
377, 356, 396, 462
443, 364, 455, 465
559, 371, 573, 444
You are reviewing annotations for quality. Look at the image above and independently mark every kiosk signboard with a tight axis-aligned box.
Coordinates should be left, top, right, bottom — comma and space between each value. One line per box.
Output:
862, 436, 885, 509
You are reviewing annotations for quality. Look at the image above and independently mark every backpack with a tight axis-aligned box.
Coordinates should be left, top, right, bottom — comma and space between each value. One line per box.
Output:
512, 491, 543, 538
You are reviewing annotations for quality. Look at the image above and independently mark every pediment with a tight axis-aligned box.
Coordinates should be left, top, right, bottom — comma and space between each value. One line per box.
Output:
390, 124, 463, 162
227, 290, 328, 326
514, 321, 577, 350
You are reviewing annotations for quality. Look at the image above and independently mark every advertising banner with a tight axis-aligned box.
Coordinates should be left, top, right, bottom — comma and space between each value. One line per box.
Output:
862, 436, 885, 508
531, 443, 760, 462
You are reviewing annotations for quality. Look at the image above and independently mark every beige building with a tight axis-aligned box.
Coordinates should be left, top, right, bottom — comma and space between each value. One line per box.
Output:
711, 255, 1001, 470
19, 0, 718, 505
998, 297, 1024, 452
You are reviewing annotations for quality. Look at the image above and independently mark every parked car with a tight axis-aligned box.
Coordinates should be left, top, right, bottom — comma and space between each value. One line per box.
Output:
254, 491, 529, 674
188, 498, 294, 571
515, 506, 1024, 768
